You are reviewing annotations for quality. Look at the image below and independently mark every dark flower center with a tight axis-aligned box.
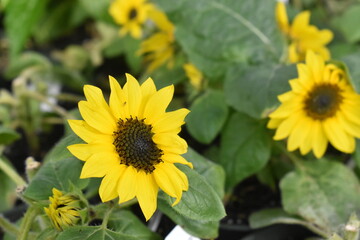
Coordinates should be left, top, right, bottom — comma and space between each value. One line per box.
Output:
129, 8, 138, 20
113, 117, 163, 173
304, 84, 343, 120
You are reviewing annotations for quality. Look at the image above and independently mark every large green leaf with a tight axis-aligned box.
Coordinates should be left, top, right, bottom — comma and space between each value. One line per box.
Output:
186, 90, 228, 144
4, 0, 48, 58
332, 4, 360, 43
0, 126, 20, 145
280, 159, 360, 234
182, 148, 225, 198
156, 0, 283, 82
249, 208, 310, 229
24, 133, 87, 200
107, 210, 161, 240
158, 148, 225, 238
158, 197, 219, 239
160, 164, 226, 221
224, 64, 296, 119
220, 112, 271, 190
341, 52, 360, 93
56, 226, 139, 240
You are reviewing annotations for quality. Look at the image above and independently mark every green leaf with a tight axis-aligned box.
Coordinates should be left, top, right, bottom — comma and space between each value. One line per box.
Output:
0, 158, 16, 212
4, 0, 48, 58
160, 164, 226, 222
332, 4, 360, 43
43, 134, 82, 163
186, 90, 228, 144
182, 148, 225, 198
341, 52, 360, 93
107, 210, 161, 240
224, 64, 296, 119
0, 126, 20, 145
280, 159, 360, 233
158, 197, 220, 239
220, 112, 271, 190
56, 226, 139, 240
249, 208, 307, 229
156, 0, 282, 81
23, 157, 88, 201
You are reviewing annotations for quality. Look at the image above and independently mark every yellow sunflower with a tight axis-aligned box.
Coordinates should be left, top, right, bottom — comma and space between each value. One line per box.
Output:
67, 73, 192, 220
138, 7, 175, 72
109, 0, 154, 39
44, 188, 81, 231
275, 2, 333, 63
268, 51, 360, 158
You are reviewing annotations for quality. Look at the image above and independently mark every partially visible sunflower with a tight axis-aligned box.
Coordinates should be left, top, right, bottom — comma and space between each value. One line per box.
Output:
138, 7, 175, 72
183, 63, 203, 91
275, 2, 333, 63
44, 188, 81, 231
109, 0, 154, 39
67, 74, 192, 220
268, 51, 360, 158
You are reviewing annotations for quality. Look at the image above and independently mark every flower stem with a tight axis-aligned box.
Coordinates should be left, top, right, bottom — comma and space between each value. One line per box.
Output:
101, 203, 114, 229
0, 156, 26, 187
0, 214, 19, 236
17, 206, 38, 240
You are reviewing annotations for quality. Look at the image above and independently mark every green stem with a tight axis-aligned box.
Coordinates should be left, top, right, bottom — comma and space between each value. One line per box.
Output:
0, 214, 19, 236
274, 141, 305, 170
17, 206, 38, 240
0, 156, 26, 187
101, 204, 114, 229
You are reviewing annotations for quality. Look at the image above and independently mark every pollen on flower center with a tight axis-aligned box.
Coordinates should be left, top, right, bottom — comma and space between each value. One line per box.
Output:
129, 8, 138, 20
113, 117, 163, 173
304, 84, 343, 120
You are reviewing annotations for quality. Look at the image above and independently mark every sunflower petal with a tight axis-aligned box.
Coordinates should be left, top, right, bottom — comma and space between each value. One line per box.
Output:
99, 165, 124, 202
118, 166, 137, 203
136, 172, 158, 221
162, 154, 193, 168
152, 108, 190, 134
109, 75, 128, 119
144, 85, 174, 124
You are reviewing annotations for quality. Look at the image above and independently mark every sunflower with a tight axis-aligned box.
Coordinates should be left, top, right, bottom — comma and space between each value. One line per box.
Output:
138, 7, 175, 72
67, 74, 192, 220
268, 51, 360, 158
109, 0, 154, 39
44, 188, 81, 231
275, 2, 333, 63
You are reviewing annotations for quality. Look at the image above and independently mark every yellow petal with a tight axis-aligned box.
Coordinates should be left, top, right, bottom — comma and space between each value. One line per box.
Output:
109, 75, 128, 119
305, 51, 325, 84
99, 165, 124, 202
291, 11, 311, 37
323, 117, 355, 153
162, 154, 193, 168
299, 119, 313, 155
68, 120, 112, 144
138, 77, 157, 118
312, 120, 328, 158
273, 111, 302, 140
153, 163, 188, 206
153, 133, 188, 155
136, 172, 158, 221
118, 166, 137, 203
267, 117, 283, 129
287, 115, 311, 152
78, 101, 116, 135
269, 97, 302, 119
144, 85, 174, 124
338, 112, 360, 138
152, 108, 190, 134
275, 2, 289, 34
124, 73, 142, 117
80, 152, 118, 178
67, 143, 114, 161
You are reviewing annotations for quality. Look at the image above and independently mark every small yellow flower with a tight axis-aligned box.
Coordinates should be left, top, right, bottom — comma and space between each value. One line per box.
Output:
268, 51, 360, 158
109, 0, 154, 39
183, 63, 203, 90
44, 188, 80, 231
138, 8, 175, 72
275, 2, 333, 63
67, 74, 192, 221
